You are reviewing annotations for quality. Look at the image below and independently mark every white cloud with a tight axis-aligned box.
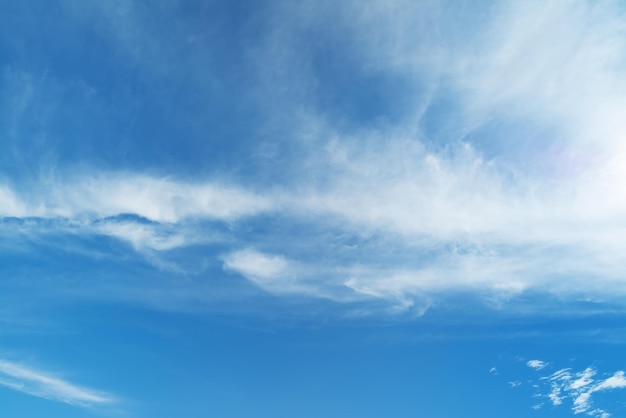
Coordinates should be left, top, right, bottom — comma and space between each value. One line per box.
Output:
1, 174, 271, 223
0, 359, 115, 408
221, 249, 355, 302
6, 0, 626, 315
594, 371, 626, 391
570, 367, 595, 390
549, 390, 564, 406
460, 1, 626, 149
0, 183, 27, 217
589, 410, 611, 418
222, 249, 294, 290
95, 219, 190, 251
527, 360, 547, 370
572, 391, 592, 414
247, 0, 626, 309
223, 249, 291, 282
526, 364, 626, 417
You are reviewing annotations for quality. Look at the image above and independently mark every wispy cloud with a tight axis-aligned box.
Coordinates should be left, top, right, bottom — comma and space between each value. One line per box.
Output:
0, 359, 116, 408
237, 0, 626, 311
220, 248, 326, 298
0, 184, 27, 218
223, 249, 293, 286
94, 217, 196, 252
519, 360, 626, 417
1, 174, 271, 223
4, 0, 626, 316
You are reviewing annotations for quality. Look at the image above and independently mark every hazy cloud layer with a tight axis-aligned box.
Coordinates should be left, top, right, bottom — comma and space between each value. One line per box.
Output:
3, 0, 626, 315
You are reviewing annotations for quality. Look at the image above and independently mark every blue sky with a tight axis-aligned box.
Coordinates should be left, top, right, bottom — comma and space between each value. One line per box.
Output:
3, 1, 626, 417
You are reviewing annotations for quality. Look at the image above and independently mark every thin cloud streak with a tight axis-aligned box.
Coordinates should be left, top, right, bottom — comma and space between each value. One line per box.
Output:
0, 359, 116, 408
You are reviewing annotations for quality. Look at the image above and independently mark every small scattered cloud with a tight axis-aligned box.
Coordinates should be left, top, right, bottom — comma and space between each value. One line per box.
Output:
594, 370, 626, 391
511, 362, 626, 417
0, 359, 116, 408
527, 360, 548, 370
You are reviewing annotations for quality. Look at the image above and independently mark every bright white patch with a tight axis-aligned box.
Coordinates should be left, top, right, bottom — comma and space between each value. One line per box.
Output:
594, 371, 626, 391
527, 360, 547, 370
570, 367, 595, 390
221, 250, 337, 299
572, 391, 592, 414
223, 249, 291, 284
0, 359, 115, 408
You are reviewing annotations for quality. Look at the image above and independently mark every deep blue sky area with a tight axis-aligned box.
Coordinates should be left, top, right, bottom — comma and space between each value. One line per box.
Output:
3, 1, 626, 417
